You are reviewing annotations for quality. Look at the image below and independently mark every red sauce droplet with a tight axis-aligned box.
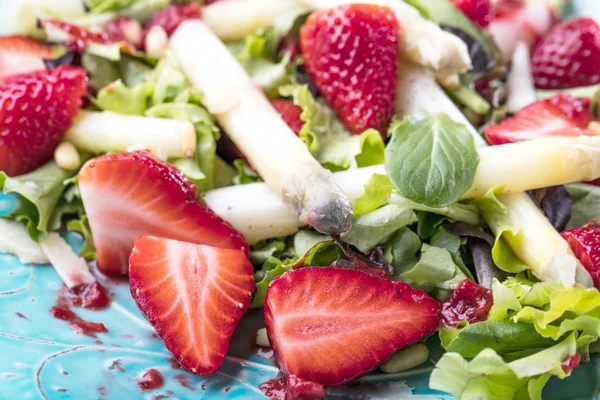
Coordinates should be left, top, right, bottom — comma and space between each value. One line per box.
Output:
59, 282, 110, 310
15, 312, 30, 321
562, 353, 581, 374
168, 357, 181, 369
49, 304, 107, 337
441, 279, 493, 327
259, 377, 287, 400
138, 369, 164, 391
174, 374, 195, 391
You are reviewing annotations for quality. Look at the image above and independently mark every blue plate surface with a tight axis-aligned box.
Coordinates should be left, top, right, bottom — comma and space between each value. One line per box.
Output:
2, 2, 600, 398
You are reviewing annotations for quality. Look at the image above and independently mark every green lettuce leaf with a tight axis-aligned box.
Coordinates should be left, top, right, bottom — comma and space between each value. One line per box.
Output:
250, 256, 292, 308
441, 321, 557, 359
232, 159, 262, 185
293, 229, 330, 257
0, 162, 75, 241
96, 79, 153, 115
145, 102, 219, 191
352, 173, 395, 217
279, 84, 385, 171
341, 204, 417, 253
385, 112, 479, 208
67, 215, 97, 260
401, 243, 467, 289
389, 194, 480, 226
566, 183, 600, 229
387, 227, 421, 276
430, 333, 578, 400
474, 187, 529, 273
249, 239, 285, 265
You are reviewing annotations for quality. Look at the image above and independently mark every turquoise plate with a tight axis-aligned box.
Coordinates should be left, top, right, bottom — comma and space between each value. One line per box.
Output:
2, 2, 600, 398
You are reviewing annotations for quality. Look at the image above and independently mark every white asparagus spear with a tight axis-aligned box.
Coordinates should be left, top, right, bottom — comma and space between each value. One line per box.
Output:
0, 219, 48, 264
298, 0, 471, 84
171, 20, 352, 234
205, 135, 600, 243
66, 111, 196, 160
41, 233, 96, 289
203, 0, 308, 42
506, 41, 536, 113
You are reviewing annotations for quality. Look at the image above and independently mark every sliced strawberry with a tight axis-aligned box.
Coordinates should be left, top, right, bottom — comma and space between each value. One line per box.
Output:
271, 99, 304, 136
0, 36, 54, 81
78, 151, 247, 276
588, 178, 600, 186
130, 236, 254, 374
441, 279, 493, 328
561, 223, 600, 290
0, 65, 87, 176
144, 2, 202, 37
484, 95, 596, 145
264, 267, 440, 386
453, 0, 493, 28
300, 4, 399, 135
532, 17, 600, 89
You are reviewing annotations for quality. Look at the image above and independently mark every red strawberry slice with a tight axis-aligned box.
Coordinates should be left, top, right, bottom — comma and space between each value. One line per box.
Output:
0, 36, 54, 81
453, 0, 493, 28
130, 235, 255, 374
0, 65, 87, 176
561, 223, 600, 290
271, 99, 304, 136
264, 267, 440, 386
144, 2, 202, 37
300, 4, 399, 135
441, 279, 493, 327
78, 151, 247, 276
484, 95, 596, 145
532, 17, 600, 89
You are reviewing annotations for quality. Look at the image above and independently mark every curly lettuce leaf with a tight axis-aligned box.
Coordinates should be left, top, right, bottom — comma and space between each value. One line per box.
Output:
250, 257, 293, 308
249, 239, 285, 265
352, 173, 395, 217
232, 28, 291, 95
279, 84, 385, 171
430, 333, 577, 400
0, 162, 76, 241
96, 79, 153, 115
388, 193, 480, 226
67, 215, 97, 260
145, 102, 219, 191
474, 187, 529, 274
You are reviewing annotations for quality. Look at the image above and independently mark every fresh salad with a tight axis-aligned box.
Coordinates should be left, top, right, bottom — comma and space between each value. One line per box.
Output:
1, 0, 600, 398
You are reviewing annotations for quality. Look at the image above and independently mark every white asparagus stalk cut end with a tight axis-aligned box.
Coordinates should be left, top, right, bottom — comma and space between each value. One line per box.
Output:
506, 41, 536, 113
0, 219, 49, 264
40, 233, 96, 289
66, 111, 196, 159
171, 20, 352, 234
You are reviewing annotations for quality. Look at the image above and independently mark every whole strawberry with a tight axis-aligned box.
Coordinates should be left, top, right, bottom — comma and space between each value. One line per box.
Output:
453, 0, 494, 28
300, 4, 399, 135
562, 222, 600, 290
0, 66, 87, 176
532, 17, 600, 89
